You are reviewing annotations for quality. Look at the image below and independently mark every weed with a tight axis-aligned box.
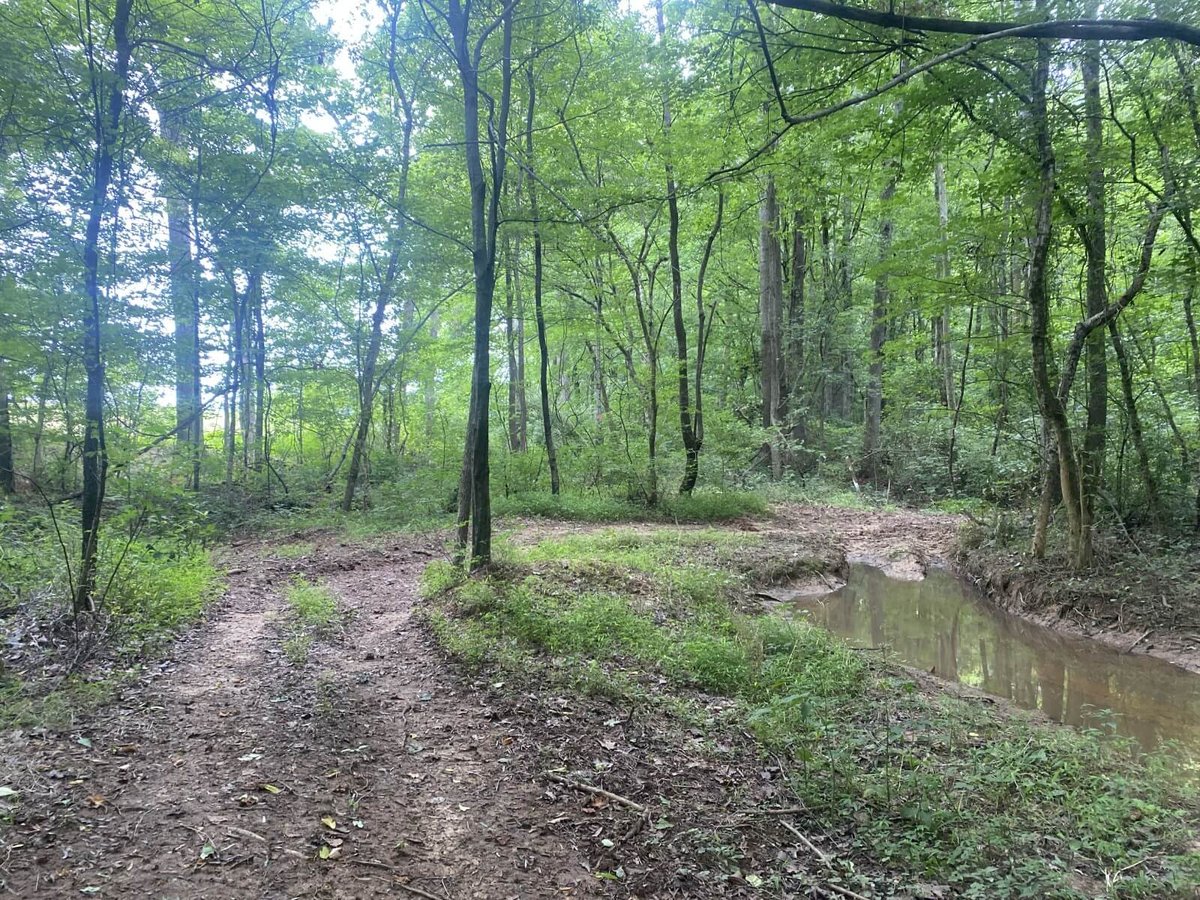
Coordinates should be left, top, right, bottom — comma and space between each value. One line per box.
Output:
273, 541, 315, 559
285, 579, 339, 631
419, 524, 1200, 899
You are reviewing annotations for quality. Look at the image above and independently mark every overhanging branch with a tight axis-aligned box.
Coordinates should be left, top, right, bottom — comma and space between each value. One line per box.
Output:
767, 0, 1200, 46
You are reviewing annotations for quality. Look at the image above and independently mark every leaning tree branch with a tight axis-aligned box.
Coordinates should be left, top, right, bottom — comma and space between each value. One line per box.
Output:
767, 0, 1200, 46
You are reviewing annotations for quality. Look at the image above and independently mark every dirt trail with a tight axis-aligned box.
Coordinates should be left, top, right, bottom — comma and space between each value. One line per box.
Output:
0, 535, 598, 899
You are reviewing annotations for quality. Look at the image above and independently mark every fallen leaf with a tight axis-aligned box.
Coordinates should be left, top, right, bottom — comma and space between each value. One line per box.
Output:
321, 816, 337, 830
260, 784, 281, 794
238, 753, 263, 762
0, 786, 18, 799
199, 842, 216, 860
77, 737, 93, 749
85, 794, 107, 809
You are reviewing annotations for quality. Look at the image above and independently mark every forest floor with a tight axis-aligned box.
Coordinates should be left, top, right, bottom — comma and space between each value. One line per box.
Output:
1, 504, 1197, 898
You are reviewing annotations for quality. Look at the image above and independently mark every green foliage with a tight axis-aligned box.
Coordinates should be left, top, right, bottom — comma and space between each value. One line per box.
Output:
421, 525, 1200, 898
492, 489, 767, 524
284, 578, 338, 630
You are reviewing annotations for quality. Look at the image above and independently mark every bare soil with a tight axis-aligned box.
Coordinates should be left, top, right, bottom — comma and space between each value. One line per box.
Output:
0, 535, 601, 899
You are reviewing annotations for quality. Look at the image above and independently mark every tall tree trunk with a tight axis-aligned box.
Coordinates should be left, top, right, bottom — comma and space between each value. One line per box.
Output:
160, 108, 202, 490
759, 176, 783, 479
451, 0, 512, 568
77, 0, 133, 612
250, 270, 266, 472
695, 192, 723, 450
862, 173, 896, 483
341, 248, 400, 512
655, 0, 701, 495
0, 368, 14, 494
1077, 24, 1107, 568
1027, 30, 1085, 562
504, 237, 526, 453
524, 66, 559, 495
1108, 319, 1161, 524
934, 161, 954, 408
787, 209, 807, 448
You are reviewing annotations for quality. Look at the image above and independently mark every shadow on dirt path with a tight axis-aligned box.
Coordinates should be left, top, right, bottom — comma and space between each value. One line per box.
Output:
0, 534, 598, 899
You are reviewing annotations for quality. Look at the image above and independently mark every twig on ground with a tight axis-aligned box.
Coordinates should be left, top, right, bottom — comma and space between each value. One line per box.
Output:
542, 772, 646, 812
780, 819, 831, 869
347, 860, 450, 900
1126, 629, 1152, 653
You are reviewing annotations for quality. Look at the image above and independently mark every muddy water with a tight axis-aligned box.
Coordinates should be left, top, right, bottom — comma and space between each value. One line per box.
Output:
782, 565, 1200, 756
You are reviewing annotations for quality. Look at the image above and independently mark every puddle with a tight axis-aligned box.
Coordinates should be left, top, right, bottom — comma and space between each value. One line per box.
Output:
779, 565, 1200, 757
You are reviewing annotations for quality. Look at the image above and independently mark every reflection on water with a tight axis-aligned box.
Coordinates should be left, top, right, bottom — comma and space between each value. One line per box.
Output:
785, 565, 1200, 756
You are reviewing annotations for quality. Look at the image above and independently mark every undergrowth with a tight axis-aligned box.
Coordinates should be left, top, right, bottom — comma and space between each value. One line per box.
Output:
420, 526, 1200, 899
280, 578, 342, 664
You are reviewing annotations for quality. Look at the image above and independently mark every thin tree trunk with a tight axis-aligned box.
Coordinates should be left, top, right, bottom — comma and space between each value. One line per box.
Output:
654, 0, 701, 495
787, 208, 807, 448
504, 236, 524, 453
862, 173, 896, 483
250, 270, 266, 472
695, 191, 723, 449
451, 0, 512, 567
1077, 23, 1107, 568
1108, 319, 1161, 524
0, 368, 14, 494
759, 176, 783, 479
934, 161, 954, 408
160, 108, 202, 489
77, 0, 133, 612
524, 66, 559, 495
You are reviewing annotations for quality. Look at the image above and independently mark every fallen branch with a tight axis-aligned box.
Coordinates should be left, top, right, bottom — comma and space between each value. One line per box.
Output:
1126, 629, 1153, 654
346, 859, 450, 900
780, 819, 831, 869
542, 772, 646, 812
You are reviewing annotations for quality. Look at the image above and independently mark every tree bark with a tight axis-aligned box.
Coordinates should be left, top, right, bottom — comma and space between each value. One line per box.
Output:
1108, 319, 1161, 525
655, 0, 701, 495
159, 109, 202, 490
1077, 24, 1107, 567
758, 176, 784, 479
77, 0, 133, 612
786, 209, 807, 448
933, 161, 954, 408
861, 171, 896, 483
451, 0, 513, 568
0, 367, 14, 494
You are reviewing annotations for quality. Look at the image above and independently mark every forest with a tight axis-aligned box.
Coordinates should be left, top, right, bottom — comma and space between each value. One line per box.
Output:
2, 0, 1200, 897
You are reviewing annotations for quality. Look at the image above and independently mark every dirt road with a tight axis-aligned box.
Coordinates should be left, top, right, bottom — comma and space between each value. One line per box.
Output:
0, 535, 599, 899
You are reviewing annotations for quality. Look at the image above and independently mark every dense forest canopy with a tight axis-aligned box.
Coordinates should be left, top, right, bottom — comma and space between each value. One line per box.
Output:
2, 0, 1200, 592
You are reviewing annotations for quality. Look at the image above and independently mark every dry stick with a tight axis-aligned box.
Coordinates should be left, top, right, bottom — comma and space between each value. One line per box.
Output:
780, 819, 831, 869
346, 859, 450, 900
542, 772, 646, 812
1126, 629, 1153, 653
778, 820, 873, 900
223, 825, 307, 860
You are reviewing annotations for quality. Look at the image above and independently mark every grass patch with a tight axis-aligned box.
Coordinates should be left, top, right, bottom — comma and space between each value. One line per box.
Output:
272, 540, 315, 559
493, 489, 768, 524
0, 674, 119, 733
279, 578, 342, 665
421, 525, 1200, 899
